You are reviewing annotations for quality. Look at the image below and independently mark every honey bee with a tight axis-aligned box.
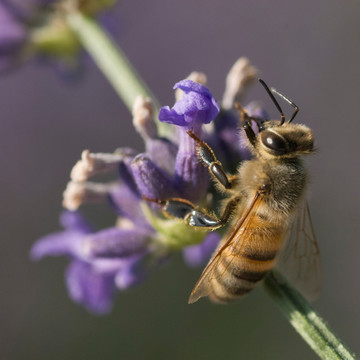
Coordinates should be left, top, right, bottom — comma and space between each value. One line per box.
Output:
147, 79, 321, 303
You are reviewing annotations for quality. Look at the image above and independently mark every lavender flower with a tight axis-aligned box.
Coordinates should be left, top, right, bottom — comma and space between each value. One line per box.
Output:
30, 210, 150, 314
0, 0, 115, 73
183, 232, 221, 268
158, 80, 220, 129
31, 57, 268, 314
159, 80, 220, 202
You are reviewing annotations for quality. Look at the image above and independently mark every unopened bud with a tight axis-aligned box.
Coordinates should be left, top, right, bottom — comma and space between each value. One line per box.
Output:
222, 57, 258, 110
71, 149, 136, 182
62, 181, 117, 210
132, 95, 157, 139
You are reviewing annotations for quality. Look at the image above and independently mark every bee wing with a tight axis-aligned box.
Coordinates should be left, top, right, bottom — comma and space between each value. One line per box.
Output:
277, 201, 322, 302
188, 191, 264, 304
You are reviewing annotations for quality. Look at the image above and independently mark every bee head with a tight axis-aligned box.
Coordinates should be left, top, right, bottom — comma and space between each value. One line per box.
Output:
245, 79, 315, 159
256, 122, 314, 159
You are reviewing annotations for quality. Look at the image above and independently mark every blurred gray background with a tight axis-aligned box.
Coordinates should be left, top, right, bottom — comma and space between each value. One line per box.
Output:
1, 1, 360, 359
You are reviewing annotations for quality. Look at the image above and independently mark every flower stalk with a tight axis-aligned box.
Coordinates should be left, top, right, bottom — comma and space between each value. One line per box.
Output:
264, 271, 356, 360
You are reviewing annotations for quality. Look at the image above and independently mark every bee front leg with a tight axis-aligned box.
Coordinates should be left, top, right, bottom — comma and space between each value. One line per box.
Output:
144, 196, 240, 230
187, 130, 236, 190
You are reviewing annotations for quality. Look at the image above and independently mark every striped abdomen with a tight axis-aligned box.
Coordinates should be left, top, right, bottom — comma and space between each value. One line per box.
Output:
208, 222, 285, 303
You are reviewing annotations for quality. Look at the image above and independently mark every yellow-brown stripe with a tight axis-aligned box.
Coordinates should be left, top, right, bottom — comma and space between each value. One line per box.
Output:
220, 256, 268, 283
207, 221, 285, 302
241, 247, 278, 262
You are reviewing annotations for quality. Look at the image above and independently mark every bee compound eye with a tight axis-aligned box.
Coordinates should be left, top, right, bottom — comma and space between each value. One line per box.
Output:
261, 131, 287, 152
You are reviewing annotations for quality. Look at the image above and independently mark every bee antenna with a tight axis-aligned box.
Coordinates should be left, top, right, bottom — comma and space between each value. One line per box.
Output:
259, 79, 285, 125
270, 87, 300, 123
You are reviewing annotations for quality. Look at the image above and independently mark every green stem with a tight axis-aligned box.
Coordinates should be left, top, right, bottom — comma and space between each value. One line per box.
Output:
264, 271, 356, 360
66, 11, 169, 135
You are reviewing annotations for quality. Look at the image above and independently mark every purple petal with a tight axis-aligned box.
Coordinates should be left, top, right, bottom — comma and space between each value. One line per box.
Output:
66, 260, 116, 314
117, 149, 139, 194
183, 231, 221, 267
174, 80, 213, 97
0, 2, 29, 23
145, 138, 178, 175
91, 257, 136, 274
115, 254, 147, 289
0, 21, 26, 52
30, 230, 85, 261
84, 227, 151, 258
131, 153, 177, 199
174, 80, 220, 121
159, 105, 187, 126
59, 210, 93, 233
174, 128, 209, 202
108, 183, 146, 225
159, 80, 219, 128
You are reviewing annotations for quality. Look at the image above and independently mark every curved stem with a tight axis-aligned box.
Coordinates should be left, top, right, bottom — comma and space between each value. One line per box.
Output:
264, 271, 356, 360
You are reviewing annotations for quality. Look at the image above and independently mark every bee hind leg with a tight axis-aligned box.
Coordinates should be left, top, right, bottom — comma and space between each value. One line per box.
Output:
143, 195, 240, 230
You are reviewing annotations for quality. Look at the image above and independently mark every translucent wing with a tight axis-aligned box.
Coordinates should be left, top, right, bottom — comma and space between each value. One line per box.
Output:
188, 191, 264, 304
277, 201, 322, 302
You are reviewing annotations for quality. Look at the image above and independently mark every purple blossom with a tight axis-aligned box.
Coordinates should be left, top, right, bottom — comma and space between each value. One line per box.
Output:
0, 0, 66, 72
66, 260, 116, 315
108, 182, 148, 226
31, 211, 151, 314
158, 81, 221, 201
173, 125, 209, 202
131, 153, 177, 199
32, 60, 267, 314
158, 80, 220, 129
83, 227, 149, 258
0, 0, 114, 75
115, 254, 148, 289
30, 211, 92, 261
183, 232, 221, 268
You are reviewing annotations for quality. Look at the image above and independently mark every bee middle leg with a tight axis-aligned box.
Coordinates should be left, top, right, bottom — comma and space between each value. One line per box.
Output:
187, 130, 237, 191
144, 195, 241, 230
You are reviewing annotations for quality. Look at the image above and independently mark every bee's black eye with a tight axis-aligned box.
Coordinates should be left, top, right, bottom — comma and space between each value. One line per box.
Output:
261, 131, 287, 152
